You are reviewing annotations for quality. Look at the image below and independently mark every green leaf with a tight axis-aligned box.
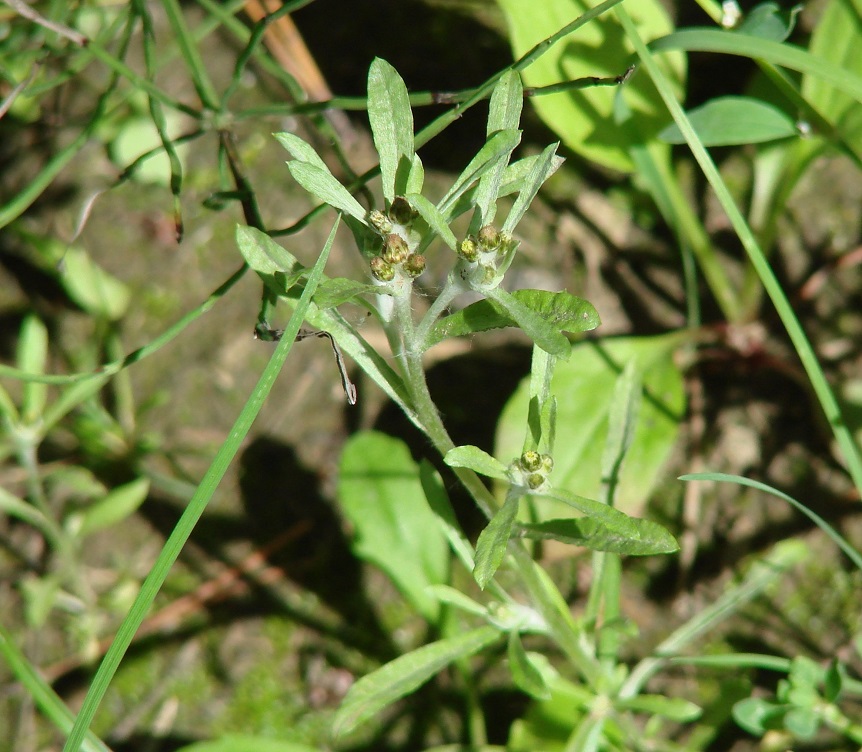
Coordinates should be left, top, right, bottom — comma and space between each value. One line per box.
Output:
312, 277, 378, 309
736, 2, 800, 41
407, 192, 457, 250
502, 143, 559, 235
339, 431, 449, 621
496, 334, 686, 518
615, 694, 701, 721
659, 96, 798, 145
601, 360, 641, 498
437, 129, 522, 219
444, 445, 509, 480
287, 162, 368, 224
419, 460, 476, 572
520, 515, 677, 556
17, 315, 48, 423
474, 71, 525, 226
732, 697, 785, 735
406, 153, 425, 195
801, 0, 862, 152
508, 632, 551, 699
473, 496, 519, 589
368, 58, 415, 202
783, 706, 819, 738
824, 660, 843, 703
334, 626, 500, 737
483, 288, 571, 357
427, 290, 599, 350
60, 245, 130, 321
497, 0, 685, 172
175, 736, 320, 752
273, 131, 331, 171
235, 225, 306, 298
68, 477, 150, 538
425, 585, 487, 617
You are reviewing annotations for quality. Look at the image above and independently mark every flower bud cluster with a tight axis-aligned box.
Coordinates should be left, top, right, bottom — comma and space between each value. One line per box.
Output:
367, 197, 425, 282
508, 450, 554, 492
456, 224, 515, 290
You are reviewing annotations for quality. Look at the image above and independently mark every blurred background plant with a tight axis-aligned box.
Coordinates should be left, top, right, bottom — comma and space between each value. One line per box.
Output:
1, 1, 862, 751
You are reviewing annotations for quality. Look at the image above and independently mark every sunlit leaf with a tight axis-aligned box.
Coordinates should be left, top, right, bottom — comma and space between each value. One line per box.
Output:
659, 96, 798, 145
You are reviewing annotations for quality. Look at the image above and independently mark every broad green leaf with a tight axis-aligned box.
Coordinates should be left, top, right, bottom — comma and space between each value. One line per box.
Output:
502, 143, 559, 235
17, 315, 48, 423
497, 0, 685, 172
437, 129, 522, 218
273, 131, 331, 171
473, 496, 520, 589
67, 477, 150, 538
483, 288, 572, 357
339, 431, 449, 621
176, 736, 320, 752
508, 632, 551, 699
368, 58, 415, 202
519, 515, 678, 555
444, 445, 509, 480
407, 193, 457, 250
496, 334, 685, 517
60, 245, 130, 321
732, 697, 785, 735
615, 694, 701, 721
784, 707, 819, 738
287, 162, 368, 224
736, 2, 800, 41
334, 626, 500, 736
109, 112, 189, 186
801, 0, 862, 152
659, 96, 798, 145
427, 290, 599, 350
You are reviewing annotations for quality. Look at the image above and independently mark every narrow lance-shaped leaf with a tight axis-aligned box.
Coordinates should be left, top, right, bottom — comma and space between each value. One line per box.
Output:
419, 460, 476, 572
473, 495, 520, 589
287, 162, 368, 225
488, 70, 524, 133
273, 131, 331, 171
601, 360, 641, 502
502, 142, 559, 235
437, 129, 522, 219
367, 58, 415, 202
407, 193, 457, 250
507, 631, 551, 699
444, 445, 509, 480
334, 626, 500, 736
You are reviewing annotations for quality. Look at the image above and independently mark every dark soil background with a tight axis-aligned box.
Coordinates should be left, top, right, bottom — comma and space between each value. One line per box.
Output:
1, 1, 862, 751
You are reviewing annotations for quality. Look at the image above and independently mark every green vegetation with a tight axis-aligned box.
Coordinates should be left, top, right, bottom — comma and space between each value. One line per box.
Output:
2, 1, 862, 750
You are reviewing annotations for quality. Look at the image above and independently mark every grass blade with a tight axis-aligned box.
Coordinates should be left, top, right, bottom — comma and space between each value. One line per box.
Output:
61, 218, 340, 752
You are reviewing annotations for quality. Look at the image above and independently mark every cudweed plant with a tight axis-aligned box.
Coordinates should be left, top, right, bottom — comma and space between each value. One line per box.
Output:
232, 58, 724, 750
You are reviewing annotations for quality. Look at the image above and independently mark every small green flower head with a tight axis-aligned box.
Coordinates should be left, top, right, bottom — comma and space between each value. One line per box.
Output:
388, 196, 416, 225
526, 473, 545, 490
458, 236, 479, 262
541, 454, 554, 473
368, 209, 392, 236
382, 233, 410, 264
403, 253, 426, 278
477, 224, 501, 252
520, 450, 543, 472
370, 255, 395, 281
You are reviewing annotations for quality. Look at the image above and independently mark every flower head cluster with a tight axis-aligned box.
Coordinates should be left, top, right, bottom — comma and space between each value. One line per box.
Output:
508, 450, 554, 492
367, 197, 426, 283
456, 224, 516, 290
